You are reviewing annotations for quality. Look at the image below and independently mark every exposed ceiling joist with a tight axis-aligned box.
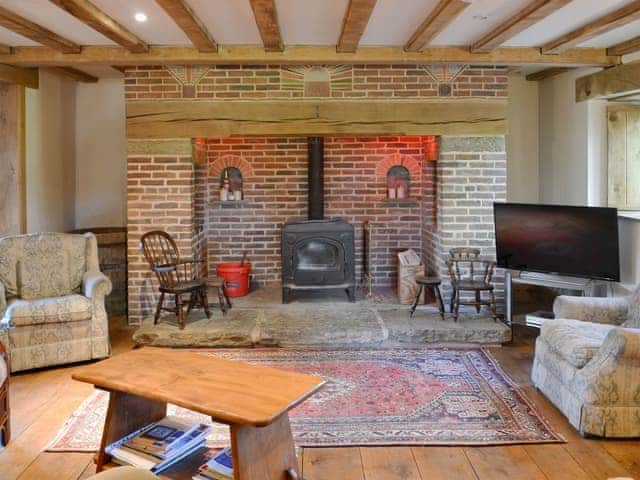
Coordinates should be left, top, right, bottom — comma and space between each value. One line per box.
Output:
405, 0, 471, 52
0, 43, 11, 54
525, 67, 571, 81
249, 0, 283, 52
542, 0, 640, 54
0, 5, 80, 54
48, 0, 149, 53
0, 45, 619, 67
154, 0, 217, 53
47, 66, 98, 82
337, 0, 377, 53
0, 64, 38, 88
608, 36, 640, 56
576, 62, 640, 102
471, 0, 572, 53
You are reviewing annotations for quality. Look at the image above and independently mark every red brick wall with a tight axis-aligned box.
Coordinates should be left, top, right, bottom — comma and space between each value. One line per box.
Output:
205, 136, 429, 286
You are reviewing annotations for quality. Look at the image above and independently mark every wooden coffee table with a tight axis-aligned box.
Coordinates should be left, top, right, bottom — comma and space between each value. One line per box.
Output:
72, 347, 325, 480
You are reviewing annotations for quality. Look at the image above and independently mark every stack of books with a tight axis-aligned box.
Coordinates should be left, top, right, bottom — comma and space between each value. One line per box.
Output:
193, 447, 234, 480
106, 416, 211, 474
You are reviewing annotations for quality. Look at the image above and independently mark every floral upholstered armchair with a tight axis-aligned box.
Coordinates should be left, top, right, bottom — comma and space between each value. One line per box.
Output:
531, 285, 640, 437
0, 233, 112, 372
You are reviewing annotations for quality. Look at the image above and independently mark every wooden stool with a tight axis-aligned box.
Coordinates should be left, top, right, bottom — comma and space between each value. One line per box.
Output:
410, 276, 445, 319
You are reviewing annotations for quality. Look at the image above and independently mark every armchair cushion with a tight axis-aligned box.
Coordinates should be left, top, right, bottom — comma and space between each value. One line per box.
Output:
2, 295, 93, 327
540, 318, 615, 368
17, 253, 71, 300
553, 295, 629, 325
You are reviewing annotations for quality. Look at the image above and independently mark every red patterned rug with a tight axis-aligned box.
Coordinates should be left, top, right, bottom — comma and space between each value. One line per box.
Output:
49, 348, 563, 450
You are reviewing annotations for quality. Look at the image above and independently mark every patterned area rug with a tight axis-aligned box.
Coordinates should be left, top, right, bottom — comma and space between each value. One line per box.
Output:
48, 348, 563, 450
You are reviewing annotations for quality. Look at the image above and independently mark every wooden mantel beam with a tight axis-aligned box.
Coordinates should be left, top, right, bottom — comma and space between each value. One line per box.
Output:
576, 62, 640, 102
249, 0, 283, 52
0, 45, 620, 67
49, 0, 149, 53
154, 0, 217, 53
542, 0, 640, 54
471, 0, 572, 53
337, 0, 377, 53
405, 0, 471, 52
0, 5, 80, 54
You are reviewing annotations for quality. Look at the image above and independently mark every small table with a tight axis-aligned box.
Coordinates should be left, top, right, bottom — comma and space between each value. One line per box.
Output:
410, 276, 445, 319
72, 348, 325, 480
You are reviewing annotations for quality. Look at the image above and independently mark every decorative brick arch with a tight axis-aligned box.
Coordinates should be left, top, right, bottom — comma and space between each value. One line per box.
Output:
207, 154, 255, 180
374, 153, 421, 179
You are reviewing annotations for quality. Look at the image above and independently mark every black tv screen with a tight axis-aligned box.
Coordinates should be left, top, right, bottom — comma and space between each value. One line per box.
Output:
493, 203, 620, 281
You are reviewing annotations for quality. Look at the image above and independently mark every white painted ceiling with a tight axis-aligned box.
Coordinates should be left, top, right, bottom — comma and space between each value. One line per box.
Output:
0, 0, 638, 77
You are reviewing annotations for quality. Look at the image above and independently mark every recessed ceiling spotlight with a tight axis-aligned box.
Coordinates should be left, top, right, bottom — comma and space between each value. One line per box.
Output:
134, 12, 148, 23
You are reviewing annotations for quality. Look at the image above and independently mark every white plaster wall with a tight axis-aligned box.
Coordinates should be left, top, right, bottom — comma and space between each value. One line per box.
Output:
74, 78, 126, 228
506, 73, 539, 203
619, 217, 640, 289
25, 70, 76, 233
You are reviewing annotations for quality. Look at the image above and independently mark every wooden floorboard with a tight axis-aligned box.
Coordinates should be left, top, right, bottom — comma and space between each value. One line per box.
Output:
0, 320, 637, 480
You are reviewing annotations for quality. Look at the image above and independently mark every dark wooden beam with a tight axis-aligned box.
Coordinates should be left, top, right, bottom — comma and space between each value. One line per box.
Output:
608, 36, 640, 56
0, 43, 11, 55
405, 0, 471, 52
471, 0, 572, 53
0, 64, 38, 88
0, 45, 620, 67
154, 0, 217, 53
576, 62, 640, 102
542, 0, 640, 54
0, 5, 80, 54
526, 67, 571, 81
249, 0, 283, 52
47, 67, 98, 83
49, 0, 149, 53
337, 0, 377, 53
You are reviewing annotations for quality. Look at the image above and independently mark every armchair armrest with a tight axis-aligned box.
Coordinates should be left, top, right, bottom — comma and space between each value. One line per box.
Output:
553, 295, 629, 325
0, 282, 5, 317
83, 272, 112, 300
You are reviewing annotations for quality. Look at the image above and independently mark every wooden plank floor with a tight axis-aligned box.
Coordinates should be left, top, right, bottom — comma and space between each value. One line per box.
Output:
1, 319, 638, 480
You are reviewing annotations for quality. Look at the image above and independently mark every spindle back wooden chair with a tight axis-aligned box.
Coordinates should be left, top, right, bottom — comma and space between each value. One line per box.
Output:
446, 247, 497, 322
140, 230, 231, 329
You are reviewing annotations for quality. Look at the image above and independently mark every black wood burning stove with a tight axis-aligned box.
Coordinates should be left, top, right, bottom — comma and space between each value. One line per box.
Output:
281, 137, 356, 303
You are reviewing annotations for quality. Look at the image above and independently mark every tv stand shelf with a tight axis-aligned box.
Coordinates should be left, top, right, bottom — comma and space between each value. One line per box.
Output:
504, 270, 608, 327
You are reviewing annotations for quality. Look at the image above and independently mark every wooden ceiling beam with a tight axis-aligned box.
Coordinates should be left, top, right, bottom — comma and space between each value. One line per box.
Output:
48, 0, 149, 53
47, 66, 98, 82
154, 0, 217, 53
542, 0, 640, 54
249, 0, 283, 52
608, 36, 640, 56
0, 6, 80, 53
0, 43, 11, 54
405, 0, 471, 52
0, 45, 620, 67
472, 0, 572, 53
526, 67, 571, 81
0, 64, 38, 88
337, 0, 377, 53
576, 62, 640, 102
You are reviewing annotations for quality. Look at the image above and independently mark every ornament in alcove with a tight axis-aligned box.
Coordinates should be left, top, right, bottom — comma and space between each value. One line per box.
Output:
387, 165, 410, 199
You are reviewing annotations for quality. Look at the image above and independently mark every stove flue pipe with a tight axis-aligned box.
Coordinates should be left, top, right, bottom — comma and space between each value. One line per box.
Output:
307, 137, 324, 220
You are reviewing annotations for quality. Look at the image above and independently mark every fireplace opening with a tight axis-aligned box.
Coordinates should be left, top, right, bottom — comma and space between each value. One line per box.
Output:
281, 137, 356, 303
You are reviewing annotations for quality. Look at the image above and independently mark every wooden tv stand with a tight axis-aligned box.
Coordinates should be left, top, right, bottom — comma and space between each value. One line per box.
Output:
72, 347, 325, 480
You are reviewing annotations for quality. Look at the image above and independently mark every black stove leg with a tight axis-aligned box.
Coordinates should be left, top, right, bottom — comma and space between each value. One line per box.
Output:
346, 286, 356, 302
282, 287, 291, 304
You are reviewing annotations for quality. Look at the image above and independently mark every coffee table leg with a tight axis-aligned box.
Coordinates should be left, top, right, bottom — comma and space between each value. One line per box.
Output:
230, 413, 299, 480
95, 390, 167, 472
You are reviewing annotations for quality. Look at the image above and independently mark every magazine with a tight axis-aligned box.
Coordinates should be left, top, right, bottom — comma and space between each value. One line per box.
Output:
193, 447, 233, 480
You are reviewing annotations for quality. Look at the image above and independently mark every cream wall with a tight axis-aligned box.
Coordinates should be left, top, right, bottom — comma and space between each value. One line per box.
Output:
507, 73, 539, 203
74, 78, 126, 229
25, 70, 77, 233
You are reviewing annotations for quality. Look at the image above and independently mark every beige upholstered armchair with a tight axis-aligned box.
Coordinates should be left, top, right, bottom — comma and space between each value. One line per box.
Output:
531, 285, 640, 437
0, 233, 112, 372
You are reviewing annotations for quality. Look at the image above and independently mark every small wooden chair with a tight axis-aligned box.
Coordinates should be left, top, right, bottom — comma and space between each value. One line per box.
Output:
140, 230, 231, 329
446, 247, 497, 322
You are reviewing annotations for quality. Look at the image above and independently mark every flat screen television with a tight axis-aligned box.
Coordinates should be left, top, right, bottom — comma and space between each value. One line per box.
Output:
493, 203, 620, 281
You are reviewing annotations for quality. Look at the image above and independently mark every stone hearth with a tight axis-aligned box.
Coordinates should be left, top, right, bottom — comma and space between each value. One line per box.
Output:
132, 285, 511, 348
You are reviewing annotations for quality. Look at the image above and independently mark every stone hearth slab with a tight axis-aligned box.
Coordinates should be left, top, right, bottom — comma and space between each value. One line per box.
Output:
132, 286, 511, 347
